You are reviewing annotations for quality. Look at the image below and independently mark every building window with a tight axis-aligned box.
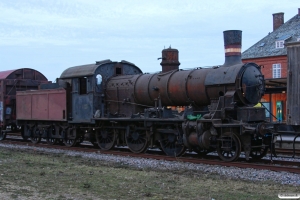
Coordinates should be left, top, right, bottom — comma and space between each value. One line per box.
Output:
275, 40, 284, 48
273, 64, 281, 78
297, 38, 300, 42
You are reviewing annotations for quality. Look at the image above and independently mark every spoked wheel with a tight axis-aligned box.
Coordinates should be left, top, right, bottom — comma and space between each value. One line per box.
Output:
63, 138, 78, 147
96, 129, 116, 150
126, 125, 149, 153
46, 126, 58, 145
30, 127, 41, 144
30, 136, 41, 144
46, 138, 58, 145
0, 128, 6, 141
250, 146, 268, 160
63, 128, 78, 147
160, 133, 186, 157
217, 132, 241, 162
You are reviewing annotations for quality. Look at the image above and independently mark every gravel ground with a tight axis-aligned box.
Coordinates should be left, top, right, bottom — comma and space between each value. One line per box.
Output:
1, 143, 300, 186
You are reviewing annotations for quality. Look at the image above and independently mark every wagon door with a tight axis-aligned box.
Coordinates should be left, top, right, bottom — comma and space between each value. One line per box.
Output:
71, 76, 94, 123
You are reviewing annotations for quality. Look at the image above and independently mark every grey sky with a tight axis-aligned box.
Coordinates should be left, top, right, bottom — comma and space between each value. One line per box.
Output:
0, 0, 299, 81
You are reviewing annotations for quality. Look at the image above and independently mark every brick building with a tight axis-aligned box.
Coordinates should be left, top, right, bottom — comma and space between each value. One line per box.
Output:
242, 8, 300, 122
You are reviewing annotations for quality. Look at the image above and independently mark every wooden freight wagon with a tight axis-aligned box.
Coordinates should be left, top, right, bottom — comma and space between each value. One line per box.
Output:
0, 68, 48, 140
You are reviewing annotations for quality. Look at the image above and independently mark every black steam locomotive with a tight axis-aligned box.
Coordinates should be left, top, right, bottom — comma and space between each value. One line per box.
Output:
3, 30, 273, 162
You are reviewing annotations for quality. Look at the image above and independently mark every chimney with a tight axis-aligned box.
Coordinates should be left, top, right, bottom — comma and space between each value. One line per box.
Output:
159, 47, 180, 72
272, 12, 284, 31
298, 8, 300, 17
222, 30, 243, 67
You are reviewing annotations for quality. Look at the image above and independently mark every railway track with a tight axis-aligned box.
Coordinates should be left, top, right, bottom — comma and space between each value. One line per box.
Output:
1, 137, 300, 174
274, 148, 300, 157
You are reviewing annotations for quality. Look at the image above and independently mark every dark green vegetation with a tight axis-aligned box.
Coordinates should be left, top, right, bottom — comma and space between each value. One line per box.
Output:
0, 147, 297, 199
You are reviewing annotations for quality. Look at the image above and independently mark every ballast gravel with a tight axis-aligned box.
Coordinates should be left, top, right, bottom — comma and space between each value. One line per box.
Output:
0, 143, 299, 186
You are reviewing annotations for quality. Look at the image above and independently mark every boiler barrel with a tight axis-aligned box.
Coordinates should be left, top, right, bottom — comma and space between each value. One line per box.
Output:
107, 62, 263, 108
133, 68, 211, 106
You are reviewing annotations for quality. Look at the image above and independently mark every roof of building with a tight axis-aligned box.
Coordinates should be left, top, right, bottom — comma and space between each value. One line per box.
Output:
242, 14, 300, 59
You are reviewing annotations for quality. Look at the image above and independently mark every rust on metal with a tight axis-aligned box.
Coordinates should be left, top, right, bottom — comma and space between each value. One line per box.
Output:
159, 47, 180, 72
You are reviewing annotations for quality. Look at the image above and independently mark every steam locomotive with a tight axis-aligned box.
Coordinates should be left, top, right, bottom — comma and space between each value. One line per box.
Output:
0, 30, 273, 162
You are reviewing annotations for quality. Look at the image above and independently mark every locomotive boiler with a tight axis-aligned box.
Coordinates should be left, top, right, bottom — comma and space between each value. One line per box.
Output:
14, 30, 272, 162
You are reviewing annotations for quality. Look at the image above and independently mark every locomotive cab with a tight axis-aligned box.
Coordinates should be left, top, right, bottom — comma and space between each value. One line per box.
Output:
59, 59, 142, 123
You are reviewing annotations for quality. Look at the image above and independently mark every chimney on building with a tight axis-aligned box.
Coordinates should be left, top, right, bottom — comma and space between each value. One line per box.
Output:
159, 47, 180, 72
272, 12, 284, 31
298, 8, 300, 17
222, 30, 243, 67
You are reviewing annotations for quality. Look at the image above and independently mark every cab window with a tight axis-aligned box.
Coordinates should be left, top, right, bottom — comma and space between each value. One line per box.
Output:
96, 74, 102, 92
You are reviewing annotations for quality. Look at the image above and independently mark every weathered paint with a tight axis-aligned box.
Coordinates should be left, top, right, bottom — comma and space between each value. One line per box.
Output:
16, 89, 67, 121
286, 41, 300, 125
160, 48, 180, 72
0, 68, 49, 127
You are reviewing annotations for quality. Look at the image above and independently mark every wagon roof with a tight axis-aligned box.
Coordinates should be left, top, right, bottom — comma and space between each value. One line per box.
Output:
0, 68, 48, 80
0, 69, 19, 79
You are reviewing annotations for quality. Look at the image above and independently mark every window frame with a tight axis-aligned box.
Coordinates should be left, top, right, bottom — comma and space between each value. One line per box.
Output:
272, 63, 281, 78
275, 40, 284, 48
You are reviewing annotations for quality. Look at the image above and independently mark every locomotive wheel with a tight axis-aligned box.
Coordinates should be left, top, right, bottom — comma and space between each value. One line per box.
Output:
217, 132, 241, 162
96, 129, 116, 150
46, 138, 58, 145
30, 127, 41, 144
126, 125, 149, 153
63, 128, 78, 147
250, 146, 268, 160
160, 133, 186, 157
46, 126, 58, 145
0, 128, 6, 141
63, 138, 78, 147
30, 136, 41, 144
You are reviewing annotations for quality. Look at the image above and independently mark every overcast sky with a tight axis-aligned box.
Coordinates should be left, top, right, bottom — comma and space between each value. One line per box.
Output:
0, 0, 299, 82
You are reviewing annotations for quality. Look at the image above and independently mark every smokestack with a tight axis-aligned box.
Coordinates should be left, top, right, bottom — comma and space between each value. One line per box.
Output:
222, 30, 242, 67
298, 8, 300, 17
272, 12, 284, 31
159, 47, 180, 72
